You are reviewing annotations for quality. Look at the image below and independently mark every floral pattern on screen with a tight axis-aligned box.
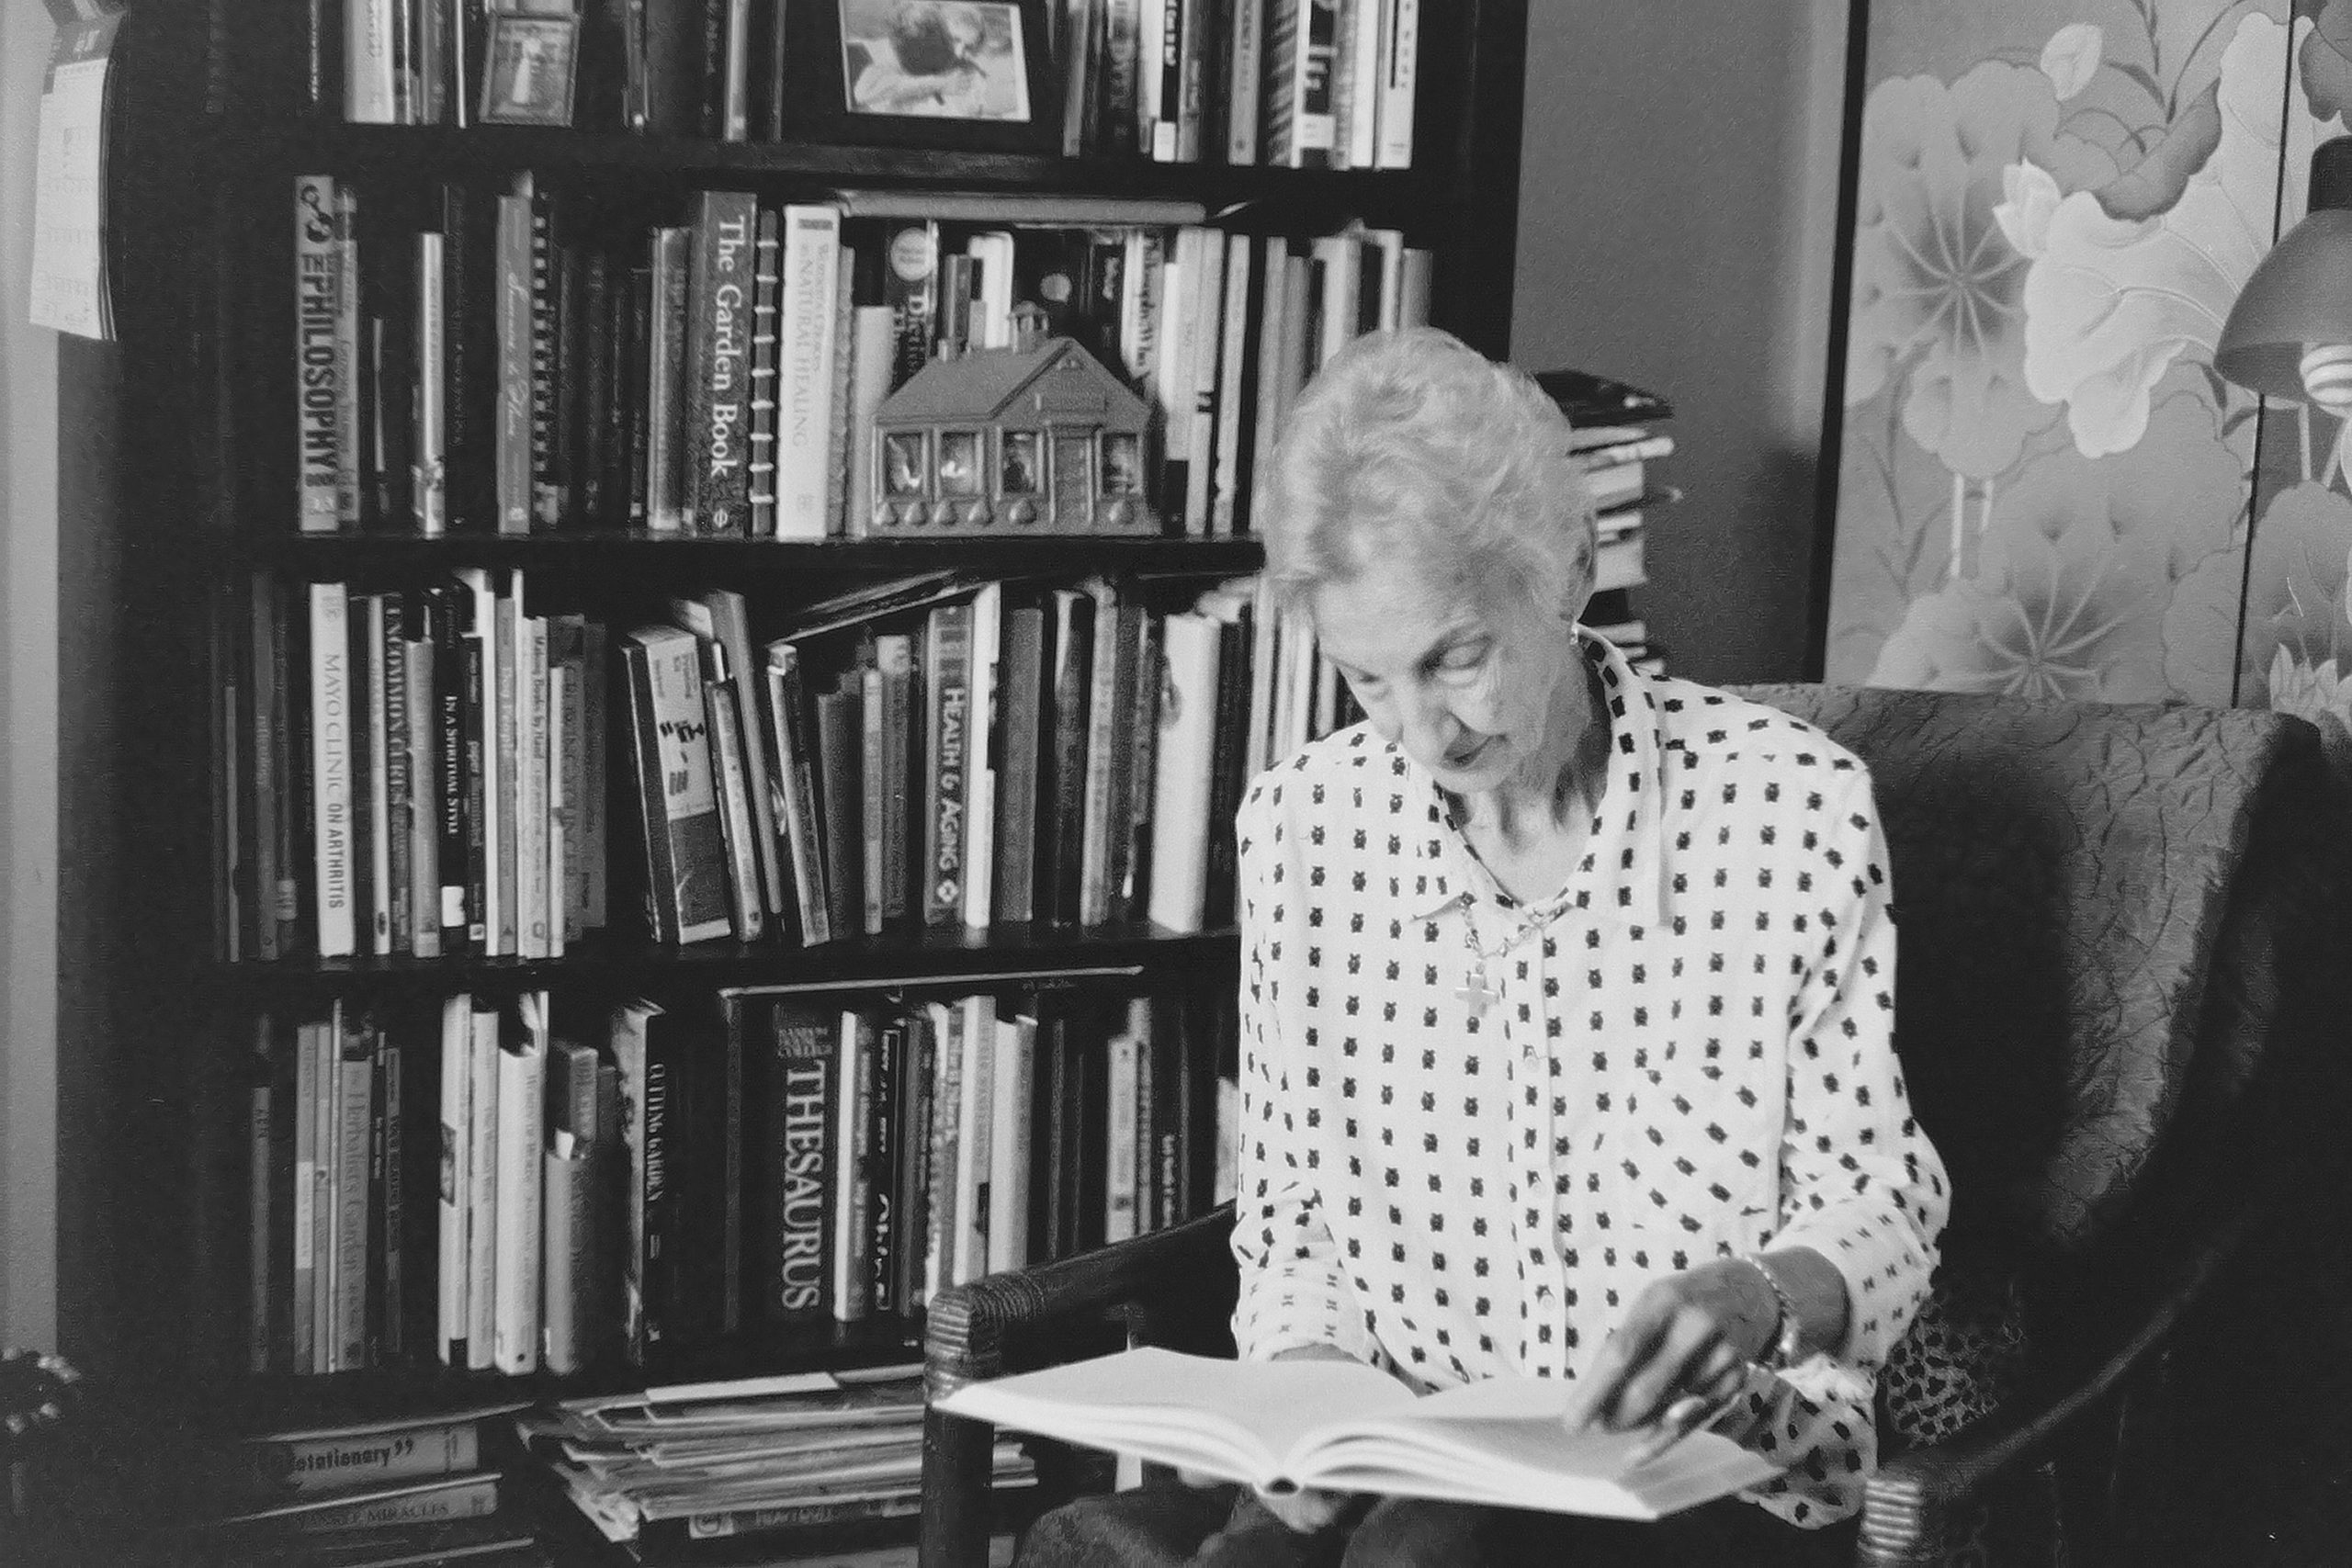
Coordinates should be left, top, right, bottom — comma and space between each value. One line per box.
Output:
1828, 0, 2352, 722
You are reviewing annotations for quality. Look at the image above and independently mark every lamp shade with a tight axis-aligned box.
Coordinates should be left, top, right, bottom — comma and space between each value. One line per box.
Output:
2215, 136, 2352, 400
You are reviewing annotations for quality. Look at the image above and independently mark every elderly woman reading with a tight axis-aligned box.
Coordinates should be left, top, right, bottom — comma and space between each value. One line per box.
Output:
1023, 329, 1950, 1567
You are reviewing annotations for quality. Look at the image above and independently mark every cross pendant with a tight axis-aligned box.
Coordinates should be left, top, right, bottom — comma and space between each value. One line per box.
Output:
1456, 965, 1499, 1016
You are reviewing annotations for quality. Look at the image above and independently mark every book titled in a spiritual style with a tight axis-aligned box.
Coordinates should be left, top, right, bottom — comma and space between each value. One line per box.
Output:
935, 1348, 1780, 1521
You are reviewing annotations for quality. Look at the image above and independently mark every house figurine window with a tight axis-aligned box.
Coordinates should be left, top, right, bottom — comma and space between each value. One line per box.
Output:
868, 309, 1158, 535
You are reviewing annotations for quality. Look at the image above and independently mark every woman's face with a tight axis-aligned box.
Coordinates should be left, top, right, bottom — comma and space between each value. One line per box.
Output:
1311, 549, 1582, 797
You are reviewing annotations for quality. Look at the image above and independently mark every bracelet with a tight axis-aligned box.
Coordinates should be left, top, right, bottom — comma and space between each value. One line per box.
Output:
1739, 1253, 1806, 1371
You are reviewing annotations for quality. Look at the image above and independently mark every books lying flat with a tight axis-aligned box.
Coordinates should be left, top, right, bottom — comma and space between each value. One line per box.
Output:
935, 1348, 1780, 1521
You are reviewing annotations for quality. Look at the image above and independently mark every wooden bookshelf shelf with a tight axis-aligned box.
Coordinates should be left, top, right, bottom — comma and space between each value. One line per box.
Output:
208, 924, 1240, 1000
200, 117, 1453, 210
254, 532, 1266, 580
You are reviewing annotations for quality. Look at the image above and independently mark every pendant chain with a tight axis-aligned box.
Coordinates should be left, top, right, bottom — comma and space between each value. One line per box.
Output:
1455, 891, 1576, 1016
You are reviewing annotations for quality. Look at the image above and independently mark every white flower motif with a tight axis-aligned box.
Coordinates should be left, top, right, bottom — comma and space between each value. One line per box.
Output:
2266, 646, 2352, 733
2040, 23, 2103, 103
1993, 161, 2063, 260
2020, 15, 2346, 457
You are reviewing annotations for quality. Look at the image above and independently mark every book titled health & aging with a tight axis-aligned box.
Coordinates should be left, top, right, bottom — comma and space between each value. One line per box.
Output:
935, 1348, 1780, 1521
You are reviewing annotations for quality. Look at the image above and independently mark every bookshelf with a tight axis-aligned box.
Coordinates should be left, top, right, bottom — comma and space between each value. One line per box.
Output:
53, 0, 1530, 1546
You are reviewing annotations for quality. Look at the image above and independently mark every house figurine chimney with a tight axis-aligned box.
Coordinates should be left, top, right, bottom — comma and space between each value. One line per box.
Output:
1012, 301, 1049, 355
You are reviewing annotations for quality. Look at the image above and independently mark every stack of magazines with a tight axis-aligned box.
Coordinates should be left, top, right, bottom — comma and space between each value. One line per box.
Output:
518, 1364, 1034, 1561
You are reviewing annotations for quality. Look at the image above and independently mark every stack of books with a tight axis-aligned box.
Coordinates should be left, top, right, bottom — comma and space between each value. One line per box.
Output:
516, 1365, 1031, 1562
1535, 367, 1675, 675
175, 1404, 547, 1567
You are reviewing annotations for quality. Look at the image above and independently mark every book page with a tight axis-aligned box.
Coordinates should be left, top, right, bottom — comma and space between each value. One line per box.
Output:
935, 1348, 1415, 1484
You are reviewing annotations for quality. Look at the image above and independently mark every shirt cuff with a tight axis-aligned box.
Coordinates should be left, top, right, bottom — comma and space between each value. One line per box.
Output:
1233, 1269, 1384, 1367
1767, 1210, 1929, 1368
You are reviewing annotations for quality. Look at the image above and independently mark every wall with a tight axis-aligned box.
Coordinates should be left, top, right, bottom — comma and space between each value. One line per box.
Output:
1511, 0, 1849, 684
0, 0, 61, 1353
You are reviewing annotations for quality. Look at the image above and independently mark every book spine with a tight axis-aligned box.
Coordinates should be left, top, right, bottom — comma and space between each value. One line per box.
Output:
624, 631, 733, 943
346, 0, 398, 121
822, 254, 856, 537
921, 1002, 962, 1303
333, 1017, 373, 1371
686, 191, 757, 534
881, 220, 940, 389
310, 1017, 334, 1372
435, 994, 469, 1363
775, 204, 842, 540
831, 1011, 874, 1322
860, 663, 887, 937
1104, 1016, 1138, 1243
308, 582, 356, 957
333, 186, 364, 529
553, 617, 588, 945
381, 1037, 404, 1360
247, 579, 286, 959
893, 1010, 935, 1313
865, 1020, 899, 1316
380, 597, 412, 954
427, 590, 468, 950
581, 622, 609, 931
294, 177, 343, 533
815, 684, 863, 942
765, 646, 831, 945
704, 643, 765, 942
1077, 594, 1125, 928
243, 1421, 479, 1496
1375, 0, 1416, 169
842, 304, 896, 536
492, 584, 519, 955
518, 615, 551, 957
761, 1005, 834, 1325
646, 227, 690, 531
494, 191, 534, 534
960, 585, 1001, 930
992, 608, 1044, 923
1147, 614, 1220, 931
988, 1016, 1034, 1272
1176, 0, 1211, 162
745, 209, 781, 536
922, 603, 973, 927
291, 1019, 317, 1369
239, 1474, 501, 1534
951, 994, 995, 1284
540, 1134, 590, 1374
877, 635, 914, 926
1042, 592, 1093, 924
1225, 0, 1263, 163
463, 1004, 499, 1370
247, 1073, 273, 1372
491, 1013, 546, 1374
364, 597, 394, 954
527, 196, 560, 527
404, 623, 441, 958
413, 232, 447, 534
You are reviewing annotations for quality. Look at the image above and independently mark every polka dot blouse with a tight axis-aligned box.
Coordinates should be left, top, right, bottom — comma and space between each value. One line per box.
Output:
1228, 632, 1950, 1528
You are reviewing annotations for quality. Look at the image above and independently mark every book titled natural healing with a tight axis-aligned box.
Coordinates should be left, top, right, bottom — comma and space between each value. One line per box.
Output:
936, 1348, 1781, 1521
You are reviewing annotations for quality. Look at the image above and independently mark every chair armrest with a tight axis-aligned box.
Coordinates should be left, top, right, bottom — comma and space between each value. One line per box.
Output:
1855, 1195, 2260, 1568
925, 1204, 1236, 1397
921, 1206, 1236, 1568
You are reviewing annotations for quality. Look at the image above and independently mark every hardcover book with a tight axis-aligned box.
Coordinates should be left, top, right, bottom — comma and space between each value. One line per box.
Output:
682, 190, 758, 534
938, 1349, 1779, 1519
620, 625, 734, 945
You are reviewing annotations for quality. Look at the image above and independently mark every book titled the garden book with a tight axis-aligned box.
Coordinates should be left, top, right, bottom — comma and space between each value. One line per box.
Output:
934, 1348, 1780, 1520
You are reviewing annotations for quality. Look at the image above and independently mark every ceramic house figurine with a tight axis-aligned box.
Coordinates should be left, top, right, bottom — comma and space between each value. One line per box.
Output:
868, 307, 1156, 536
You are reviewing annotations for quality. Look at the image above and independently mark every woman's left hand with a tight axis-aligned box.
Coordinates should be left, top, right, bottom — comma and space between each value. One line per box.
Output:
1564, 1259, 1780, 1435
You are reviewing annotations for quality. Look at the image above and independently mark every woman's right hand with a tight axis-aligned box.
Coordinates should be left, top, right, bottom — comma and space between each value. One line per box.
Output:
1178, 1344, 1363, 1532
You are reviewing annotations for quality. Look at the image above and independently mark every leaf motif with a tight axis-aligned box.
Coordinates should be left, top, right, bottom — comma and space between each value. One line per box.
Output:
2095, 81, 2222, 220
2041, 23, 2104, 103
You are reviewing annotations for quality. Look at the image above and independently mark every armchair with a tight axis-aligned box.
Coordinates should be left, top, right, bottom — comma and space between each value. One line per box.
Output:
920, 686, 2347, 1568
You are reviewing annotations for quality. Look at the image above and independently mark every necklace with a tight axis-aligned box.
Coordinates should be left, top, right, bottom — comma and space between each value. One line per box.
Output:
1455, 891, 1577, 1016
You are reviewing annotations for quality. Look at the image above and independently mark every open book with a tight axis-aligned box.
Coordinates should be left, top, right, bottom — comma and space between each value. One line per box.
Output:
935, 1348, 1781, 1521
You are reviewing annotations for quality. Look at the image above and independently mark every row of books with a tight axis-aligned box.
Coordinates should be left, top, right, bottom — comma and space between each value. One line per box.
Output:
288, 173, 1433, 538
222, 572, 611, 964
1538, 364, 1679, 674
312, 0, 1420, 173
238, 982, 1228, 1378
225, 568, 1349, 962
1063, 0, 1420, 168
521, 1368, 1030, 1562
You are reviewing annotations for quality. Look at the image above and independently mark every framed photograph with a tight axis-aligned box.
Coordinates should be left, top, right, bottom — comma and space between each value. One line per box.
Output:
786, 0, 1059, 152
479, 13, 579, 128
